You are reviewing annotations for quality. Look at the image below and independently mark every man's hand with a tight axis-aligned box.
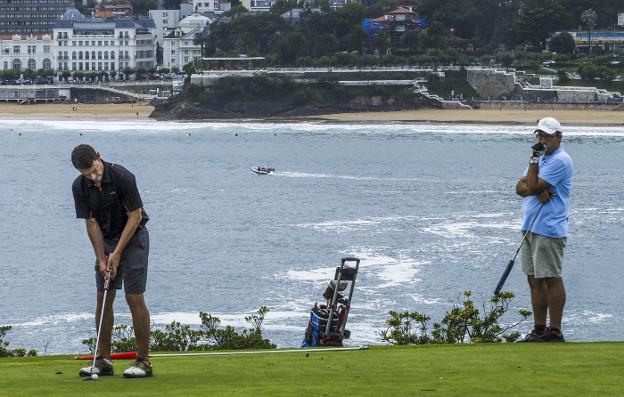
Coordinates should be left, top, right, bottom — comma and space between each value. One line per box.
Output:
530, 142, 545, 163
98, 256, 109, 281
107, 252, 121, 280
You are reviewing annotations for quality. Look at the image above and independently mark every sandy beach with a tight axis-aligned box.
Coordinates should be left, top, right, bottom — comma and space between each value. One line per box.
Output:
0, 104, 622, 125
0, 103, 155, 119
315, 109, 624, 125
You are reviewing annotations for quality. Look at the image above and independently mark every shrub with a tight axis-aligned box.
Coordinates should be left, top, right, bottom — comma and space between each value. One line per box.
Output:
380, 291, 531, 345
0, 325, 37, 357
549, 32, 575, 55
82, 306, 275, 353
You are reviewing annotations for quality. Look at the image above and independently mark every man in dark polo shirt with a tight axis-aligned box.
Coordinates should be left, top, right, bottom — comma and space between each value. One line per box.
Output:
71, 144, 153, 378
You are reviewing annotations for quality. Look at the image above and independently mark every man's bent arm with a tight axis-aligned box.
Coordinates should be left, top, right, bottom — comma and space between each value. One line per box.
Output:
112, 208, 143, 259
516, 176, 552, 203
526, 164, 551, 195
86, 218, 107, 270
516, 176, 530, 197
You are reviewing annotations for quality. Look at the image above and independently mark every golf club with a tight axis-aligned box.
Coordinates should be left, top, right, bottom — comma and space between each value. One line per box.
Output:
84, 268, 111, 381
493, 202, 544, 296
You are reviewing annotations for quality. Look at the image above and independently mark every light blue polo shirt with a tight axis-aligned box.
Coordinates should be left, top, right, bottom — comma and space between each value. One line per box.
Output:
521, 147, 574, 238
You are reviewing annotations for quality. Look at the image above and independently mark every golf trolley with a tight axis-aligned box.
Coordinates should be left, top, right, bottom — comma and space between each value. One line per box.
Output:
301, 257, 360, 347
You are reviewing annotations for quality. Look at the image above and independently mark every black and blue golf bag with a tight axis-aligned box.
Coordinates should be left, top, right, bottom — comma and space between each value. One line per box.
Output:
301, 257, 360, 347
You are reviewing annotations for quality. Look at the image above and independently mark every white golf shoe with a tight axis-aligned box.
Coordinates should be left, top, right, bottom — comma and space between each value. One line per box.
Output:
79, 357, 114, 377
123, 359, 153, 378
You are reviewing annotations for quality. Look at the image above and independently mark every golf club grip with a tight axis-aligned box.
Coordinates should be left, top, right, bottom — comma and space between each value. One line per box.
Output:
493, 259, 515, 296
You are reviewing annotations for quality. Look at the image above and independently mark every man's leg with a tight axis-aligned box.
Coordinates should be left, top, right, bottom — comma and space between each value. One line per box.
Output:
126, 292, 150, 359
544, 277, 566, 330
95, 289, 116, 359
527, 275, 548, 327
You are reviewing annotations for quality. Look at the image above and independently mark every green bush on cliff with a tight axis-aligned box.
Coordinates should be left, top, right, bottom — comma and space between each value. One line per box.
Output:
181, 75, 415, 108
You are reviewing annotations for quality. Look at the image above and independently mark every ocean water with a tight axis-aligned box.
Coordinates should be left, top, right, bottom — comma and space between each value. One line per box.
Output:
1, 119, 623, 355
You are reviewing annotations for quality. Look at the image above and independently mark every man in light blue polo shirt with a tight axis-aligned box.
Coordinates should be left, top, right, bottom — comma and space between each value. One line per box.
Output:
515, 117, 573, 342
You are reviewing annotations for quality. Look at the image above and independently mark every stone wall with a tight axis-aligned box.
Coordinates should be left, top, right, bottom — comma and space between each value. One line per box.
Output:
475, 101, 623, 111
466, 69, 516, 99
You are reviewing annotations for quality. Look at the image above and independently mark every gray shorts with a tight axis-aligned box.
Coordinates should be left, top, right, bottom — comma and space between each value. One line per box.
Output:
521, 231, 566, 278
95, 227, 149, 294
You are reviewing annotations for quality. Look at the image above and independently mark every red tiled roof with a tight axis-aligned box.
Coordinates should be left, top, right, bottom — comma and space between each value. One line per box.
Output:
372, 15, 394, 22
389, 7, 415, 14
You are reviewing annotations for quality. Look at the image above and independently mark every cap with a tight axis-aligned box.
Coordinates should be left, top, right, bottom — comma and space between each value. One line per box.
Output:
535, 117, 562, 135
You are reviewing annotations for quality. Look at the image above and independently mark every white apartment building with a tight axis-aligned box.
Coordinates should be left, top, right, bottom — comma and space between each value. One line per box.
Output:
0, 33, 54, 72
148, 9, 181, 45
240, 0, 274, 13
192, 0, 230, 14
53, 9, 156, 74
162, 13, 211, 69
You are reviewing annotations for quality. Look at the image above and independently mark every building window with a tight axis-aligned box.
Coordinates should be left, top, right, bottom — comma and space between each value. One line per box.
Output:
43, 45, 50, 54
12, 58, 21, 70
13, 46, 20, 54
28, 59, 36, 70
43, 58, 51, 70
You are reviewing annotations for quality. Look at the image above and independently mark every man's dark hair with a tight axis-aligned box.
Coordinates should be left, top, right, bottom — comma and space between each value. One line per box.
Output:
71, 144, 98, 170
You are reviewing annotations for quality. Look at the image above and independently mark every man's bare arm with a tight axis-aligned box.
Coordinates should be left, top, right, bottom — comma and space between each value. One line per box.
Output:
526, 164, 551, 195
107, 208, 143, 278
85, 218, 107, 276
516, 176, 552, 203
516, 176, 530, 197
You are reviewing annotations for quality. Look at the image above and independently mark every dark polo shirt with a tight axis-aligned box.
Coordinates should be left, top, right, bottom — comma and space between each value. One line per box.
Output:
72, 160, 148, 239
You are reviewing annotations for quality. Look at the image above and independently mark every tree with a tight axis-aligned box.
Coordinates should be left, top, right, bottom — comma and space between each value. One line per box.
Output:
156, 42, 163, 66
182, 62, 196, 77
513, 0, 566, 50
581, 9, 597, 54
129, 0, 157, 16
549, 31, 575, 54
419, 22, 449, 50
162, 0, 181, 9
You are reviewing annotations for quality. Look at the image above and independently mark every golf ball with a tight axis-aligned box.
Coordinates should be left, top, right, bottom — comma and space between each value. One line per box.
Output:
91, 374, 98, 380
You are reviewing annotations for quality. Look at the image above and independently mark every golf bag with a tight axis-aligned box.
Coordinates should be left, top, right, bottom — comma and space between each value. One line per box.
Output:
302, 257, 360, 347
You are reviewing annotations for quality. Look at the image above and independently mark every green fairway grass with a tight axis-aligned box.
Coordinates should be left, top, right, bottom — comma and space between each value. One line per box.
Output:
1, 343, 623, 396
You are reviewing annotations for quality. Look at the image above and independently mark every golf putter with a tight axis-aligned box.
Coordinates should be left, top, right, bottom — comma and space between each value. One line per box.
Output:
493, 202, 544, 296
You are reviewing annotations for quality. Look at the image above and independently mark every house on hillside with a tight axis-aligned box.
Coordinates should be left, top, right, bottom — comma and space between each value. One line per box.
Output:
361, 6, 425, 53
280, 8, 322, 24
95, 3, 133, 19
162, 13, 213, 68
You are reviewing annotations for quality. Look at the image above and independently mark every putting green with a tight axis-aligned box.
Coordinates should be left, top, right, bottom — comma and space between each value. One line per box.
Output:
1, 343, 623, 396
